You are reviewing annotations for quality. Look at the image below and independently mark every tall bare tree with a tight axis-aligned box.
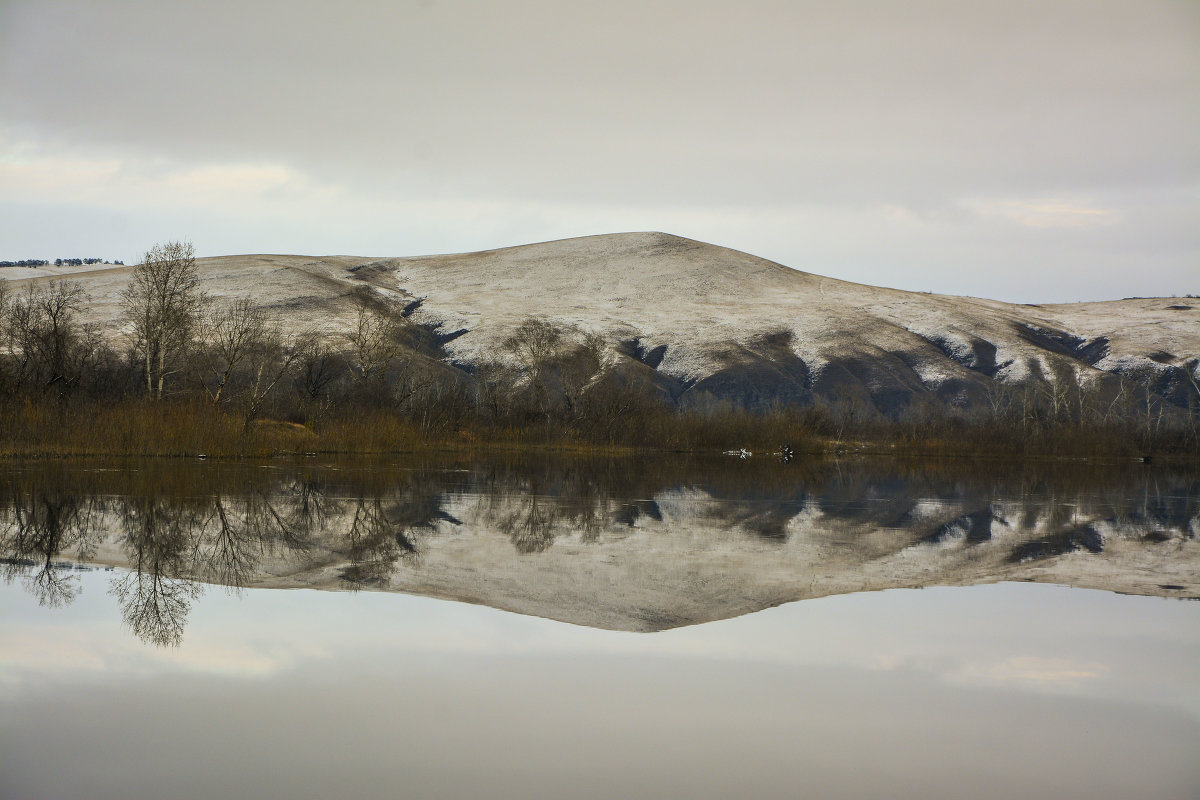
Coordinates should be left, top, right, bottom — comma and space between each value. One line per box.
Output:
346, 299, 402, 385
2, 281, 97, 395
122, 241, 205, 400
239, 321, 303, 431
200, 296, 269, 403
197, 296, 302, 428
0, 282, 8, 342
0, 283, 9, 393
292, 332, 344, 423
503, 317, 563, 379
502, 317, 612, 424
503, 317, 564, 417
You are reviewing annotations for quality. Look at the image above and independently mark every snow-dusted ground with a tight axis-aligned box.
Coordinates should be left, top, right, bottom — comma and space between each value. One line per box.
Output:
5, 232, 1197, 408
0, 262, 127, 281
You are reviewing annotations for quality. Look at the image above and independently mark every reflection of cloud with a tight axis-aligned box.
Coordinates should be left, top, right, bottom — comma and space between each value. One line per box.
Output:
965, 197, 1118, 229
867, 652, 1110, 694
0, 633, 109, 682
951, 656, 1109, 691
0, 626, 329, 687
155, 641, 329, 677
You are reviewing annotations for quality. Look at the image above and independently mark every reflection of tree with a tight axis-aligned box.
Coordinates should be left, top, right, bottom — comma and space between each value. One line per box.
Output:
0, 490, 100, 607
196, 492, 316, 590
487, 470, 622, 552
110, 568, 199, 648
497, 493, 556, 554
112, 487, 324, 645
111, 499, 203, 647
339, 496, 420, 586
555, 470, 609, 544
197, 499, 263, 589
337, 479, 462, 586
4, 457, 1196, 645
282, 478, 331, 538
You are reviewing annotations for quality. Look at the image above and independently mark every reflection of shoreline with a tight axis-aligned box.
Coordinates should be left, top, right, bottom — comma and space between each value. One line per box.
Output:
2, 458, 1198, 644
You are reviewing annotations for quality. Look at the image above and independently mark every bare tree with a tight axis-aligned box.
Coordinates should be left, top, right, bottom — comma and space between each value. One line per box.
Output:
2, 281, 97, 395
122, 241, 205, 400
200, 296, 269, 403
0, 282, 8, 345
503, 317, 563, 381
501, 318, 616, 426
1, 284, 37, 391
471, 358, 518, 424
1040, 360, 1078, 425
239, 321, 303, 431
503, 317, 565, 417
196, 295, 301, 428
292, 333, 344, 423
1183, 359, 1200, 447
346, 299, 403, 385
0, 283, 9, 393
558, 331, 610, 423
1121, 361, 1166, 442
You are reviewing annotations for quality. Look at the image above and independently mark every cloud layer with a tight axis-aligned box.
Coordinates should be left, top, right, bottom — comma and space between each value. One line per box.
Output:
2, 0, 1197, 301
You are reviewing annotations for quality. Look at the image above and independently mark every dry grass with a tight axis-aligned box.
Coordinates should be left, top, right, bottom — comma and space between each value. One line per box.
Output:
0, 401, 419, 458
1, 397, 1194, 462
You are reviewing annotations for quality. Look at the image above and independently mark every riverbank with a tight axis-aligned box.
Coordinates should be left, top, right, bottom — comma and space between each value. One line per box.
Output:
2, 398, 1197, 464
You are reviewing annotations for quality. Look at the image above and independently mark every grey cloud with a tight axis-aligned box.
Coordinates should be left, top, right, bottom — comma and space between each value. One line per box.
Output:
0, 0, 1196, 300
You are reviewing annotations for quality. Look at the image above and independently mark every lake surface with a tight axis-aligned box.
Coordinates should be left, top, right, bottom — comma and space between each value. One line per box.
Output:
2, 455, 1198, 799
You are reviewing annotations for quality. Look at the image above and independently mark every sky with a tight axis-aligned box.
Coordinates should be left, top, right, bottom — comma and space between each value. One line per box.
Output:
1, 0, 1197, 303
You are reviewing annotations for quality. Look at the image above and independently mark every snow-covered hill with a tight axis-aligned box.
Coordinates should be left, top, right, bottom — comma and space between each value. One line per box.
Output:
6, 232, 1198, 413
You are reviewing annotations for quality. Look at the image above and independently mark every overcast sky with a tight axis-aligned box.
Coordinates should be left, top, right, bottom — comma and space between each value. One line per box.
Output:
1, 0, 1196, 302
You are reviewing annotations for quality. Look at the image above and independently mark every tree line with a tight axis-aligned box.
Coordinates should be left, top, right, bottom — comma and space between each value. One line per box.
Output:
0, 258, 121, 268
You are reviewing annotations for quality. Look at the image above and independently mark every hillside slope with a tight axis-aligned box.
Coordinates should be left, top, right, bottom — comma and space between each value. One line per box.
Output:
5, 232, 1198, 414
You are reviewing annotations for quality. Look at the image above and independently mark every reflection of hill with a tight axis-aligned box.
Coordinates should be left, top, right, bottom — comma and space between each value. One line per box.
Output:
2, 457, 1197, 638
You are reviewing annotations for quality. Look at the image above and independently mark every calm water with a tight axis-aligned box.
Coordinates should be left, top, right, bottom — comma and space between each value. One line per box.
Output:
2, 455, 1198, 799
